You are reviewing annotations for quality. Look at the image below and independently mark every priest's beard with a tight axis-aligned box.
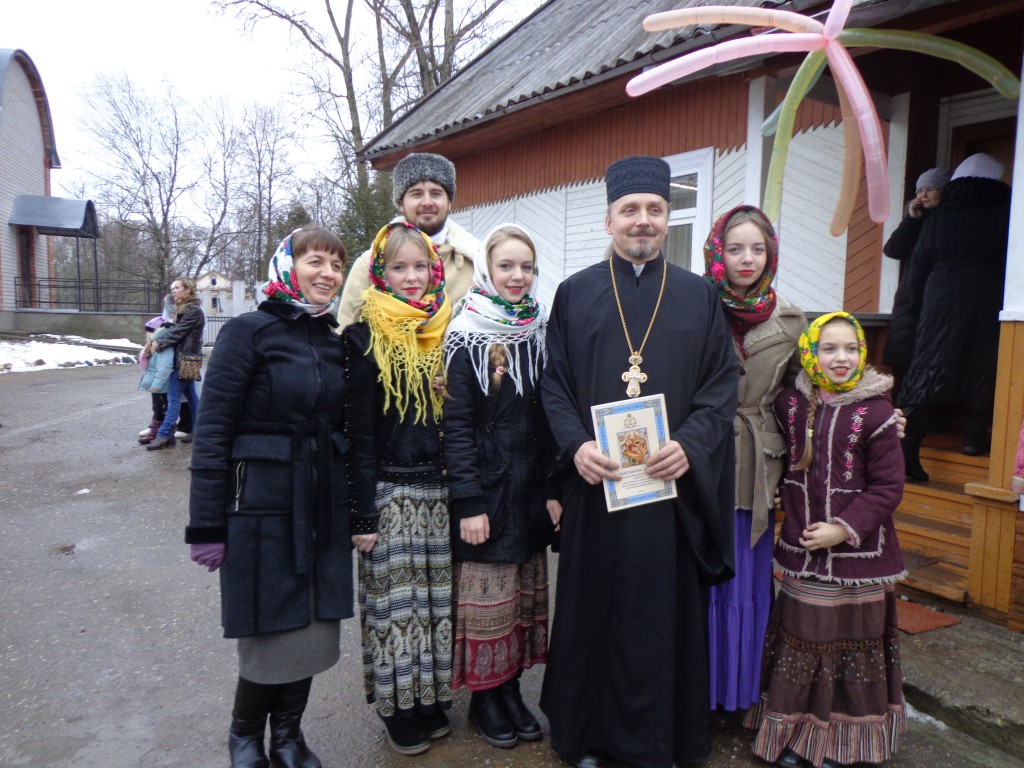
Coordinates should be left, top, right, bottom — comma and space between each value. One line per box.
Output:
626, 227, 661, 261
627, 244, 659, 260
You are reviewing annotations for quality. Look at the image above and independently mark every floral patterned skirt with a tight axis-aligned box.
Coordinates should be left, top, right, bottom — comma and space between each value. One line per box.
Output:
744, 575, 906, 768
452, 552, 549, 691
358, 479, 452, 718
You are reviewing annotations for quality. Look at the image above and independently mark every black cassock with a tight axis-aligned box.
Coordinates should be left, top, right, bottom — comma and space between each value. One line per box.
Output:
540, 253, 738, 768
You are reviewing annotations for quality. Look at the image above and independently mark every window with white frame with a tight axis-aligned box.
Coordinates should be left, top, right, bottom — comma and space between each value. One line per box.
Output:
663, 148, 714, 274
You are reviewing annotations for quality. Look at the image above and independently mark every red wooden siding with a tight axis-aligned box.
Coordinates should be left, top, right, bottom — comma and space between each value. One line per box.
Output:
452, 74, 749, 209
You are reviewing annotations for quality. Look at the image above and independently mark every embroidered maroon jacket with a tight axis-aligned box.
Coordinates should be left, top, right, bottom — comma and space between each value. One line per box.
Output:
772, 367, 906, 585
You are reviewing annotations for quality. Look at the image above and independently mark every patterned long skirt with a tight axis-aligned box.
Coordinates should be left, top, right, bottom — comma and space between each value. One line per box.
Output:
359, 479, 453, 718
452, 552, 550, 691
745, 576, 906, 768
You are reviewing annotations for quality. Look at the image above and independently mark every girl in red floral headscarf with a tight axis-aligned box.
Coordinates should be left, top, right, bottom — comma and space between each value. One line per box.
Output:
701, 205, 808, 726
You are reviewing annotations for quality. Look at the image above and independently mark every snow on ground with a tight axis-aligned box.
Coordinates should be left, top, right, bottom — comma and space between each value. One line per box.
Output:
0, 336, 141, 374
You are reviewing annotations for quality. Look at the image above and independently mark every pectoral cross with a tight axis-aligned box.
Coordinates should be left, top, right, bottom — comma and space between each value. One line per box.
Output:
621, 354, 647, 398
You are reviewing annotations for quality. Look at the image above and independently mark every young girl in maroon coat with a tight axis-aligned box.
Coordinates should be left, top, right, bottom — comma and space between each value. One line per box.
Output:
746, 312, 907, 768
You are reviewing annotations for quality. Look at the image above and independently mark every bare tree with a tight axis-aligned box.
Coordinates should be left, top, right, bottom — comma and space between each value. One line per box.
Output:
82, 74, 198, 286
213, 0, 540, 167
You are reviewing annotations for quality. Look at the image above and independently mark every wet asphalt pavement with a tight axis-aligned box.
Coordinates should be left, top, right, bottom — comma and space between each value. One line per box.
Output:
0, 364, 1020, 768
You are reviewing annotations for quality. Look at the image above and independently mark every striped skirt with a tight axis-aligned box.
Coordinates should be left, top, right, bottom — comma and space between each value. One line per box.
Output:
358, 479, 453, 718
744, 575, 906, 767
452, 552, 550, 691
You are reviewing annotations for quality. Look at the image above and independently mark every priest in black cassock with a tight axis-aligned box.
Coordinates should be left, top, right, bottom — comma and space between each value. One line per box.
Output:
539, 155, 738, 768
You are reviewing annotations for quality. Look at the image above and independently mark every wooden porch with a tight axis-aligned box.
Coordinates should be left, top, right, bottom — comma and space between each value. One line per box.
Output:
893, 324, 1023, 630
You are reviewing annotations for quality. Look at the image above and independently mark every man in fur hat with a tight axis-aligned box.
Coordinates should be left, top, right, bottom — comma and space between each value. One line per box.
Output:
540, 155, 738, 768
337, 152, 481, 327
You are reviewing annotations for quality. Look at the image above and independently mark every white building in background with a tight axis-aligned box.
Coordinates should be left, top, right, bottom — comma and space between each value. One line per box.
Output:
196, 270, 257, 316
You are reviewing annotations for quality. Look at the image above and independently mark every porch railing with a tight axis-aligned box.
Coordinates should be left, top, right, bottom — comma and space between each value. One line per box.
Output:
14, 278, 165, 312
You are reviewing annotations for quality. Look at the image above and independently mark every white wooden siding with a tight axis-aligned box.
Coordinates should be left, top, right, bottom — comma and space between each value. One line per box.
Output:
712, 146, 747, 220
0, 60, 47, 311
775, 124, 848, 313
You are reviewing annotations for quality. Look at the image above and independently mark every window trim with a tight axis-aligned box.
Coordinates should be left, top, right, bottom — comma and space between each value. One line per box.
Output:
663, 148, 714, 273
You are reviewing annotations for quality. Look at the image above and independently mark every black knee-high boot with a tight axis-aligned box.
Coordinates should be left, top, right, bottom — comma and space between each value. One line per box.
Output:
902, 407, 931, 482
230, 677, 280, 768
269, 677, 322, 768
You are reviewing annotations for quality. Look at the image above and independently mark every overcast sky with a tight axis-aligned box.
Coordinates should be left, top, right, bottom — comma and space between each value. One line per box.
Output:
1, 0, 341, 191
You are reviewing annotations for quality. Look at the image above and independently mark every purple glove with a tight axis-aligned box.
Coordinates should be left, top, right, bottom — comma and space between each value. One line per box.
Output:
190, 543, 225, 572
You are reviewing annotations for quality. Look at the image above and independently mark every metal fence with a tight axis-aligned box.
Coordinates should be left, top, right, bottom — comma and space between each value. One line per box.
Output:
203, 314, 232, 346
14, 278, 165, 312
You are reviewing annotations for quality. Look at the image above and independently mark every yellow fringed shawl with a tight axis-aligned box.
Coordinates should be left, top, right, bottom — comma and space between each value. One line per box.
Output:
361, 287, 452, 424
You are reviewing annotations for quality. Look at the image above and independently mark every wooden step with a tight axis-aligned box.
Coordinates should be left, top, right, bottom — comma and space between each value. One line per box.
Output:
899, 479, 973, 525
894, 511, 970, 569
918, 446, 989, 486
902, 560, 967, 603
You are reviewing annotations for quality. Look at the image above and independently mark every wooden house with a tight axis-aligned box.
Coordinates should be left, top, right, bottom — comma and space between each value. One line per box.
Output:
358, 0, 1024, 630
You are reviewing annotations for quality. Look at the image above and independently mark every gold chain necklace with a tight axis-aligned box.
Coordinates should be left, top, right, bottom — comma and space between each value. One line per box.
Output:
610, 259, 667, 398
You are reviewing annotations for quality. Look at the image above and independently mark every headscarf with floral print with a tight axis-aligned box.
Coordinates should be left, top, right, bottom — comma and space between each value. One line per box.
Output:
703, 205, 778, 355
444, 223, 546, 395
360, 220, 451, 424
262, 228, 341, 317
798, 311, 868, 393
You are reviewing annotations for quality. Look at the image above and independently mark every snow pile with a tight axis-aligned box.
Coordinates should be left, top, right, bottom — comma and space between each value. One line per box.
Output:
0, 336, 141, 374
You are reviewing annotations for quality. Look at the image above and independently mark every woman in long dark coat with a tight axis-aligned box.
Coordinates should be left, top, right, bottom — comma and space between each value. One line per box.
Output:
186, 226, 370, 768
893, 153, 1011, 479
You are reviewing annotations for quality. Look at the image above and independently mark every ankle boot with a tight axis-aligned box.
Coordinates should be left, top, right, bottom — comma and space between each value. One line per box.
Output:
496, 677, 542, 741
962, 412, 991, 456
229, 677, 278, 768
469, 688, 518, 749
268, 678, 322, 768
138, 420, 161, 445
901, 409, 930, 482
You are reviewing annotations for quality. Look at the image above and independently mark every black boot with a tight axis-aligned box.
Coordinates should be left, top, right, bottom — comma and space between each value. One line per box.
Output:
902, 409, 930, 482
496, 676, 542, 741
229, 677, 278, 768
962, 411, 991, 456
469, 688, 518, 749
268, 678, 322, 768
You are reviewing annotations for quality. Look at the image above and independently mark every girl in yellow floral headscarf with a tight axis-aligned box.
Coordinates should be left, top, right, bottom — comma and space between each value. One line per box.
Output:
344, 219, 455, 755
360, 221, 452, 424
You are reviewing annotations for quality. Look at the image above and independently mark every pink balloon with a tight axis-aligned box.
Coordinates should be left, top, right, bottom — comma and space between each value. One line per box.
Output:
823, 0, 852, 40
626, 33, 825, 97
825, 41, 889, 223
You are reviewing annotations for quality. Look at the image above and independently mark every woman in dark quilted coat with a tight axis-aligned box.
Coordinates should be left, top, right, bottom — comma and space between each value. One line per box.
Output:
892, 153, 1011, 480
442, 224, 557, 751
185, 226, 370, 768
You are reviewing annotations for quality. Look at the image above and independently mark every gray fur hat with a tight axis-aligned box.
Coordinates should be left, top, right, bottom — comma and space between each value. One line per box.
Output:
393, 153, 456, 202
605, 155, 671, 205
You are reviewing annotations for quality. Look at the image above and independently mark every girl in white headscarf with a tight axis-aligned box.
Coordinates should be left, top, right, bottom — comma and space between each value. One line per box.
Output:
443, 224, 558, 751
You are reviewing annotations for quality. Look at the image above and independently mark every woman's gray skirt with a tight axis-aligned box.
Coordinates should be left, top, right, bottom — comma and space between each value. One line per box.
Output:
238, 618, 341, 684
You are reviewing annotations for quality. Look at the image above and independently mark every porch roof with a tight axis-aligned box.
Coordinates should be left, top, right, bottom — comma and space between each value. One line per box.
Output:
9, 196, 99, 238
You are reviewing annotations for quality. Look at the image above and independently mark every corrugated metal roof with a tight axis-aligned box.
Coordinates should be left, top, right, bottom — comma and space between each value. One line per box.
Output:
9, 196, 99, 237
359, 0, 796, 160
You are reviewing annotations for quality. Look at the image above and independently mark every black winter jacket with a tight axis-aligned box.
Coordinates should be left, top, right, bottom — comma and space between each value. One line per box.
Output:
186, 301, 371, 638
155, 298, 205, 365
342, 322, 445, 534
444, 344, 555, 564
890, 177, 1011, 410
